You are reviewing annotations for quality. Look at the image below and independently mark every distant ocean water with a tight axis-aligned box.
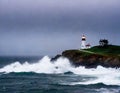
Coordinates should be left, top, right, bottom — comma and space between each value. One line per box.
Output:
0, 56, 120, 93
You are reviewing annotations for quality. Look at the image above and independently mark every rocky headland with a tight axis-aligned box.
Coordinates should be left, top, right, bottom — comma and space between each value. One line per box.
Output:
52, 45, 120, 68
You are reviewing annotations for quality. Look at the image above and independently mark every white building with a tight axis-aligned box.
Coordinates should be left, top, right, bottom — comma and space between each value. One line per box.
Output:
81, 35, 91, 49
81, 35, 86, 49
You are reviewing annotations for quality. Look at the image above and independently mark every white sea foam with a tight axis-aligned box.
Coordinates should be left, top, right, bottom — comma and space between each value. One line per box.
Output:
0, 56, 72, 74
0, 56, 120, 86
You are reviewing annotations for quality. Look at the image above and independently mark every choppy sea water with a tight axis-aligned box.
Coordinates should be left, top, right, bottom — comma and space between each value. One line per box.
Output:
0, 56, 120, 93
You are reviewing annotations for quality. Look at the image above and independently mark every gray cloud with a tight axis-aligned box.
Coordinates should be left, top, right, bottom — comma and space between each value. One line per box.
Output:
0, 0, 120, 56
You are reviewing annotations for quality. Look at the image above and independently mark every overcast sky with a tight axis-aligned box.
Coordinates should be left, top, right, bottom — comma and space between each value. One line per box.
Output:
0, 0, 120, 56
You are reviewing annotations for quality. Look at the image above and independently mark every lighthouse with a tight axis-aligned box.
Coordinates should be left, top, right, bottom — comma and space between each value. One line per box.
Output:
81, 35, 86, 49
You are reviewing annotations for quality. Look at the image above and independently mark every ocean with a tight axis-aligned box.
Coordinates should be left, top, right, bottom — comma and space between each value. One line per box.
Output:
0, 56, 120, 93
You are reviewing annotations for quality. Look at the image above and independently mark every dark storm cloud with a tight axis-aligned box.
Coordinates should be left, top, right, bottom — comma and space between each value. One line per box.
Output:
0, 0, 120, 30
0, 0, 120, 56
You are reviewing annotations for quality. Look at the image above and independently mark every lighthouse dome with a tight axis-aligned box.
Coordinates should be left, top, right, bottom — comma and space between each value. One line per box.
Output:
82, 35, 86, 41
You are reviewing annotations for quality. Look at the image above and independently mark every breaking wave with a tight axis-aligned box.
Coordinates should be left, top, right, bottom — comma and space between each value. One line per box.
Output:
0, 56, 120, 86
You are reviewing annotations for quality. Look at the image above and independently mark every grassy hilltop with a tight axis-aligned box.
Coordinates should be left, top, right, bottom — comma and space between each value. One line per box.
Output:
60, 45, 120, 68
84, 45, 120, 56
62, 45, 120, 58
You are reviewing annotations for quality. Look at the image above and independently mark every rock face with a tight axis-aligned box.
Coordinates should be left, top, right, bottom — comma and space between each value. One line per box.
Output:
62, 50, 120, 68
51, 54, 62, 62
52, 49, 120, 68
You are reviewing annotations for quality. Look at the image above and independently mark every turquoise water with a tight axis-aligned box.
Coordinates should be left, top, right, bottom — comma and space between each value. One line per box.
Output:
0, 56, 120, 93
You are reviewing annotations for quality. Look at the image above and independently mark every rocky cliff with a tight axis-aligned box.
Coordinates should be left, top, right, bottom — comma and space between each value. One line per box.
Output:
52, 45, 120, 68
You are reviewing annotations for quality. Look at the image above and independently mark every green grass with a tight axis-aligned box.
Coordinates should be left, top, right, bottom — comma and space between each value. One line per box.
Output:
63, 45, 120, 58
84, 45, 120, 56
63, 49, 92, 57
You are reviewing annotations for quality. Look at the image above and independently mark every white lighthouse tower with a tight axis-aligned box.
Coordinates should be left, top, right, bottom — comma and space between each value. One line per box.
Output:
81, 35, 86, 49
